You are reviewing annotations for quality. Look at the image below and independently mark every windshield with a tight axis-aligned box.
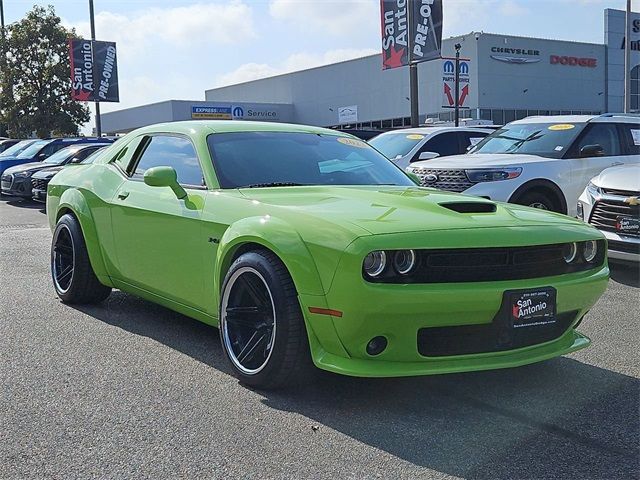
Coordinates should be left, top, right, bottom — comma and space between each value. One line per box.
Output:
208, 132, 414, 189
470, 122, 585, 158
43, 146, 80, 165
369, 132, 425, 159
16, 140, 53, 159
0, 140, 37, 158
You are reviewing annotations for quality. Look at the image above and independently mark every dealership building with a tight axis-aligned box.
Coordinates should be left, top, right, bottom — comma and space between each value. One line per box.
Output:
101, 8, 639, 134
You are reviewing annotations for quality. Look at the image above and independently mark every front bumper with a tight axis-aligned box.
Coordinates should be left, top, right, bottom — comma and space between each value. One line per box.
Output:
300, 229, 609, 377
32, 188, 47, 202
1, 174, 33, 197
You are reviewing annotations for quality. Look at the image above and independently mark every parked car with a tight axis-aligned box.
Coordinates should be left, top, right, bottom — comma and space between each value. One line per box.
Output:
46, 120, 608, 389
369, 126, 492, 169
0, 139, 21, 154
0, 137, 109, 178
408, 114, 640, 216
31, 146, 109, 202
337, 128, 387, 141
578, 164, 639, 263
0, 139, 39, 160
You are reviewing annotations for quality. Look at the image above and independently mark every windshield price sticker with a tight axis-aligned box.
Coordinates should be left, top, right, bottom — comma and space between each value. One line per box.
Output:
337, 137, 368, 148
548, 124, 575, 131
631, 129, 640, 146
406, 134, 425, 140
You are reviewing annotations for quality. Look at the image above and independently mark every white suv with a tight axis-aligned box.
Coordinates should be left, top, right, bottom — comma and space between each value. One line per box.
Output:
408, 114, 640, 216
369, 126, 492, 169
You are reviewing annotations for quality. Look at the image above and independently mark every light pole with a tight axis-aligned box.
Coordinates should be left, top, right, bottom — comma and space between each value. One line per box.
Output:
454, 43, 461, 127
624, 0, 631, 113
89, 0, 101, 136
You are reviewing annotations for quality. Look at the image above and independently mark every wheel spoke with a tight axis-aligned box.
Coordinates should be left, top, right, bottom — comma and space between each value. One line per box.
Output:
226, 306, 268, 329
54, 244, 73, 256
57, 265, 73, 283
236, 330, 269, 364
240, 275, 268, 307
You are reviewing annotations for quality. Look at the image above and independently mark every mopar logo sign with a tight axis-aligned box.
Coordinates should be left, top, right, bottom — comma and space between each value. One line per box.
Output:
459, 62, 469, 74
443, 60, 454, 73
232, 106, 244, 118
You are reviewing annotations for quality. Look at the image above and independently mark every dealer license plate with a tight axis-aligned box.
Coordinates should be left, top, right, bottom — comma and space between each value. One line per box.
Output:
508, 288, 556, 328
616, 216, 640, 235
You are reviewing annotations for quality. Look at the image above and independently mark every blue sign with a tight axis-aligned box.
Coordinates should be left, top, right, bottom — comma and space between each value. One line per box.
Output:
232, 106, 244, 118
460, 62, 469, 74
191, 106, 232, 119
443, 60, 454, 73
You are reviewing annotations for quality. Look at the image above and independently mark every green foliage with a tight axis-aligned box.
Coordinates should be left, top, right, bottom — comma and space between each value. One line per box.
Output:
0, 5, 90, 138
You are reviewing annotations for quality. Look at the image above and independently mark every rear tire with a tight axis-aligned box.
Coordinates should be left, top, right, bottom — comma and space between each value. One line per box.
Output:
219, 249, 314, 389
513, 190, 559, 212
51, 214, 111, 304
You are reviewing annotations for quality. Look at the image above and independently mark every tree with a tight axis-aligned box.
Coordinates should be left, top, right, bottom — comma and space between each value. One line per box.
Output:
0, 5, 90, 138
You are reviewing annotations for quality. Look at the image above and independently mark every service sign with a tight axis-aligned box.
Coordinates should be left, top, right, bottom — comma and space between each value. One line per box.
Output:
69, 38, 119, 102
441, 57, 470, 109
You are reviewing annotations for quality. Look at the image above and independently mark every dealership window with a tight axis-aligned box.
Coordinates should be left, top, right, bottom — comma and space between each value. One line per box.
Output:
479, 109, 492, 121
504, 110, 516, 123
516, 110, 527, 120
392, 118, 404, 127
403, 117, 411, 126
631, 65, 639, 112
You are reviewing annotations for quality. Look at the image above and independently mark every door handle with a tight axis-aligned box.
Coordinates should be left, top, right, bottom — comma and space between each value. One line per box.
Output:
610, 162, 624, 167
117, 191, 130, 200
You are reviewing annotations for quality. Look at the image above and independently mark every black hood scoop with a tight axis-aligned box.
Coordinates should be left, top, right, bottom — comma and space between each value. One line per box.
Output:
439, 201, 497, 214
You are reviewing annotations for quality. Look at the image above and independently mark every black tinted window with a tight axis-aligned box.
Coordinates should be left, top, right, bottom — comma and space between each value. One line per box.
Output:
575, 124, 621, 156
132, 136, 204, 187
70, 147, 101, 163
207, 132, 414, 189
420, 132, 460, 157
459, 132, 489, 151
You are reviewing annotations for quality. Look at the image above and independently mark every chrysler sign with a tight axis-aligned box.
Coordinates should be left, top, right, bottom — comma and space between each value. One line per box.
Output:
490, 46, 540, 64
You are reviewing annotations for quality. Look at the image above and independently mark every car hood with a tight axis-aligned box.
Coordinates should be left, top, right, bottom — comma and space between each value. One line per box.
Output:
3, 161, 46, 175
591, 164, 639, 192
239, 185, 583, 236
32, 165, 64, 179
410, 153, 554, 169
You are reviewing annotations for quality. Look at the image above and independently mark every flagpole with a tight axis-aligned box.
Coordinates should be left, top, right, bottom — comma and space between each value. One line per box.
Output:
89, 0, 101, 136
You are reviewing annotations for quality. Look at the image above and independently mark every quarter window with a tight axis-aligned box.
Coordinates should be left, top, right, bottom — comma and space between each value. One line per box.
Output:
132, 135, 205, 187
419, 132, 460, 158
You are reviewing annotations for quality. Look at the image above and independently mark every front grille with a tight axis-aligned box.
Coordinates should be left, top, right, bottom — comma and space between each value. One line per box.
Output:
602, 187, 638, 197
589, 198, 639, 237
364, 242, 606, 284
417, 310, 578, 357
31, 178, 49, 191
607, 240, 640, 255
411, 168, 476, 192
1, 174, 12, 190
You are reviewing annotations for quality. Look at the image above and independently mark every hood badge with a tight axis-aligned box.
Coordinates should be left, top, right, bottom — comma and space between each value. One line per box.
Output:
624, 196, 639, 206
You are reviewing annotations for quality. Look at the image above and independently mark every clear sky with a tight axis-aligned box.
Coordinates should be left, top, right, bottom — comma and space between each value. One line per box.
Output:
2, 0, 637, 127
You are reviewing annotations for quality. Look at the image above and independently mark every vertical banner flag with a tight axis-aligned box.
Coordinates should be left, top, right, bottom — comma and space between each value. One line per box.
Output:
69, 38, 119, 102
380, 0, 443, 70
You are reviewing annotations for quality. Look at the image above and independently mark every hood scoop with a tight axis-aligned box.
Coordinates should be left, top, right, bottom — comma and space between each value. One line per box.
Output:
439, 201, 497, 214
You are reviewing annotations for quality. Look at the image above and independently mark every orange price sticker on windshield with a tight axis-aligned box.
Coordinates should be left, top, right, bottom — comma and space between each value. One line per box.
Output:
337, 137, 367, 148
548, 124, 575, 131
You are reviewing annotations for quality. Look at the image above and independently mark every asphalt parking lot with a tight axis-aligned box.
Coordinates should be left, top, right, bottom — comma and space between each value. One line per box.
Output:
0, 197, 638, 480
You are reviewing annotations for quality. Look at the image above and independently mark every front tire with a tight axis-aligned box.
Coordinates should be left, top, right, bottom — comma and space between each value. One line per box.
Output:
51, 214, 111, 304
219, 250, 314, 389
513, 190, 559, 212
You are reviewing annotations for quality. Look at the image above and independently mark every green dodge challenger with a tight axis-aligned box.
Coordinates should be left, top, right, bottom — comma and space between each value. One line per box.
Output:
47, 121, 609, 388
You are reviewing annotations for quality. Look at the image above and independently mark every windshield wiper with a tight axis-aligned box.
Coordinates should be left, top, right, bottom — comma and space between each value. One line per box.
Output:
505, 130, 544, 153
245, 182, 306, 188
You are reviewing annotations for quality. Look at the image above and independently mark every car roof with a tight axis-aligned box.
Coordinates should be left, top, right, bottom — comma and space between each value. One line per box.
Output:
375, 126, 492, 135
512, 114, 640, 125
131, 120, 348, 137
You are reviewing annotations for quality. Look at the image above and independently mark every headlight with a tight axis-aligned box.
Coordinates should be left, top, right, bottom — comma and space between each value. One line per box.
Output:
562, 242, 578, 263
393, 250, 416, 274
14, 172, 31, 178
576, 202, 584, 220
586, 181, 601, 198
583, 240, 598, 263
363, 251, 386, 277
465, 168, 522, 182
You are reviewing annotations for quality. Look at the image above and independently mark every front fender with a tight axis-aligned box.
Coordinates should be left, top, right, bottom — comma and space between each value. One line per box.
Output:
55, 188, 112, 286
215, 216, 326, 299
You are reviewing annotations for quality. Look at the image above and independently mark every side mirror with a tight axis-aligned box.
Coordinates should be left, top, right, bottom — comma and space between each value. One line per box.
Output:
418, 151, 440, 161
143, 166, 187, 199
580, 144, 604, 158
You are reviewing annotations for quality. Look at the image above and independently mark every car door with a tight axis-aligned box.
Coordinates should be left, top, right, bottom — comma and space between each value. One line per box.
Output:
109, 134, 209, 309
568, 123, 631, 206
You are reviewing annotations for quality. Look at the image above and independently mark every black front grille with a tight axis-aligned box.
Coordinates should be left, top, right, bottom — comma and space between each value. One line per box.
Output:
411, 168, 476, 192
589, 199, 639, 237
31, 178, 49, 191
602, 187, 638, 197
417, 310, 578, 357
608, 240, 640, 255
364, 242, 606, 284
1, 174, 12, 190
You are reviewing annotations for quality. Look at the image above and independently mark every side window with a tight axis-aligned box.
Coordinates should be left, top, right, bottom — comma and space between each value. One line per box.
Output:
131, 135, 205, 187
620, 124, 640, 155
574, 124, 622, 156
39, 142, 65, 158
459, 132, 489, 152
70, 147, 98, 164
419, 132, 460, 158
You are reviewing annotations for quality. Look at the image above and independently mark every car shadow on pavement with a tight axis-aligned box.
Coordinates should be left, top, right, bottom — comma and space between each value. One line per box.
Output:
0, 196, 45, 212
74, 290, 639, 479
610, 262, 639, 288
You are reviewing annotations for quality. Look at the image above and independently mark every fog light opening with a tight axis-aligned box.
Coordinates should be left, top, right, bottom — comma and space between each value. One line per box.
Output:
366, 336, 388, 356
